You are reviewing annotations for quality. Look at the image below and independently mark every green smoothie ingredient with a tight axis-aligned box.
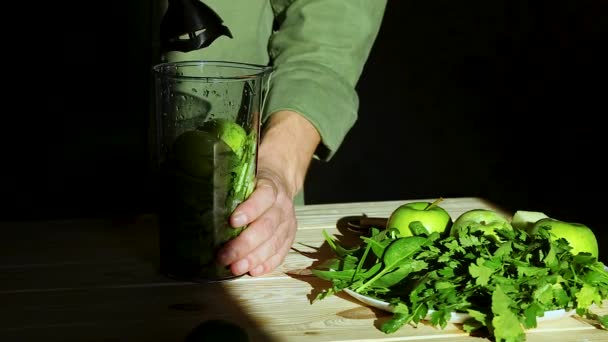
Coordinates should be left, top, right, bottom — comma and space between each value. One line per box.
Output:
386, 199, 453, 237
449, 209, 513, 242
530, 218, 599, 258
159, 117, 257, 280
312, 205, 608, 342
200, 118, 248, 158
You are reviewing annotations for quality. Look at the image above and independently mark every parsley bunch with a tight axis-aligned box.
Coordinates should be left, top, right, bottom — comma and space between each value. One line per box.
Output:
312, 224, 608, 342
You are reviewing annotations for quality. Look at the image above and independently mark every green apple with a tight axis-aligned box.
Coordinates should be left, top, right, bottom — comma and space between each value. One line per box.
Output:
172, 130, 221, 178
450, 209, 512, 241
511, 210, 549, 232
199, 118, 247, 158
531, 218, 599, 257
386, 200, 452, 237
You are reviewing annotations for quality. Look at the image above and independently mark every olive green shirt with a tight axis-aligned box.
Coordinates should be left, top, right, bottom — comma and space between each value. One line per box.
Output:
165, 0, 387, 203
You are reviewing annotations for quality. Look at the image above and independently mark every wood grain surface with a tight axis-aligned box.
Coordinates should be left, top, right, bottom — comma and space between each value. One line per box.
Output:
1, 197, 606, 341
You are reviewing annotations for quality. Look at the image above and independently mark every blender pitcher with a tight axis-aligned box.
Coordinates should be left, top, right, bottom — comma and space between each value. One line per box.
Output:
153, 61, 271, 282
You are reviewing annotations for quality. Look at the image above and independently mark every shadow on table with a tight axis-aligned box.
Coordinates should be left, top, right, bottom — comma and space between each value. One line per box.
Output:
286, 214, 393, 324
0, 214, 279, 342
96, 215, 275, 342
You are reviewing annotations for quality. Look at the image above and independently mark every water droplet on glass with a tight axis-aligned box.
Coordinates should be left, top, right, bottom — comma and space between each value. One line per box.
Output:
192, 88, 198, 93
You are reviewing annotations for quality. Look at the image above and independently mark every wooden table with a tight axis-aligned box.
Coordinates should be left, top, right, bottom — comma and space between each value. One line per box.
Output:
1, 197, 606, 341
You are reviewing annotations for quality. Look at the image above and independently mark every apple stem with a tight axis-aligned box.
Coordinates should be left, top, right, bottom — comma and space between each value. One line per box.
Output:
425, 197, 444, 211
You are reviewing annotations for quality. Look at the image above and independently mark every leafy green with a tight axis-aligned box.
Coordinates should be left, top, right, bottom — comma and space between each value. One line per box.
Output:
227, 130, 258, 215
312, 222, 608, 342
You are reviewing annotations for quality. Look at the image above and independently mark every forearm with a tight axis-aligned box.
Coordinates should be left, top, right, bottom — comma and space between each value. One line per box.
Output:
265, 0, 387, 161
258, 110, 320, 199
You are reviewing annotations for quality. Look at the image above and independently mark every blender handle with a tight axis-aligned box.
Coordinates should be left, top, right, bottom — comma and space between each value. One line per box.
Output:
160, 0, 233, 53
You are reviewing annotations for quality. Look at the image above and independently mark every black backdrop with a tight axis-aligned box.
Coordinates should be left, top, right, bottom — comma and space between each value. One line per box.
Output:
307, 1, 608, 211
2, 1, 606, 255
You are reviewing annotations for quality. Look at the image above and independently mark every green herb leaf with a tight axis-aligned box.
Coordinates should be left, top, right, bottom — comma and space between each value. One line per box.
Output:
355, 236, 426, 293
523, 302, 544, 329
576, 283, 602, 311
469, 257, 495, 286
491, 285, 525, 342
381, 313, 410, 334
322, 230, 359, 257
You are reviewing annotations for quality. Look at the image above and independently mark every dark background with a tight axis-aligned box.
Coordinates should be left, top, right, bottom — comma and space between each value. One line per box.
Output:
2, 1, 606, 253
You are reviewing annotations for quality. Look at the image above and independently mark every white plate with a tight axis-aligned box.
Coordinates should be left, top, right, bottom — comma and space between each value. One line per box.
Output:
343, 288, 575, 324
343, 261, 608, 323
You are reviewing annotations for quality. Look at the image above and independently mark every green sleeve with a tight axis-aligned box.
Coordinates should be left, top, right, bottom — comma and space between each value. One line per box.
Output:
266, 0, 387, 161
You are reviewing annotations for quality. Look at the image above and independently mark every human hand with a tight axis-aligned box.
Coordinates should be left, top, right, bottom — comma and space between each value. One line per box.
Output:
217, 166, 297, 277
216, 110, 320, 277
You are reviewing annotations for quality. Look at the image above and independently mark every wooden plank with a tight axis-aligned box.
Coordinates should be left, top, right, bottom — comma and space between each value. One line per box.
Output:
0, 216, 159, 265
0, 197, 498, 266
5, 286, 298, 341
1, 274, 605, 342
1, 198, 606, 341
0, 225, 335, 291
0, 235, 322, 291
0, 197, 499, 290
